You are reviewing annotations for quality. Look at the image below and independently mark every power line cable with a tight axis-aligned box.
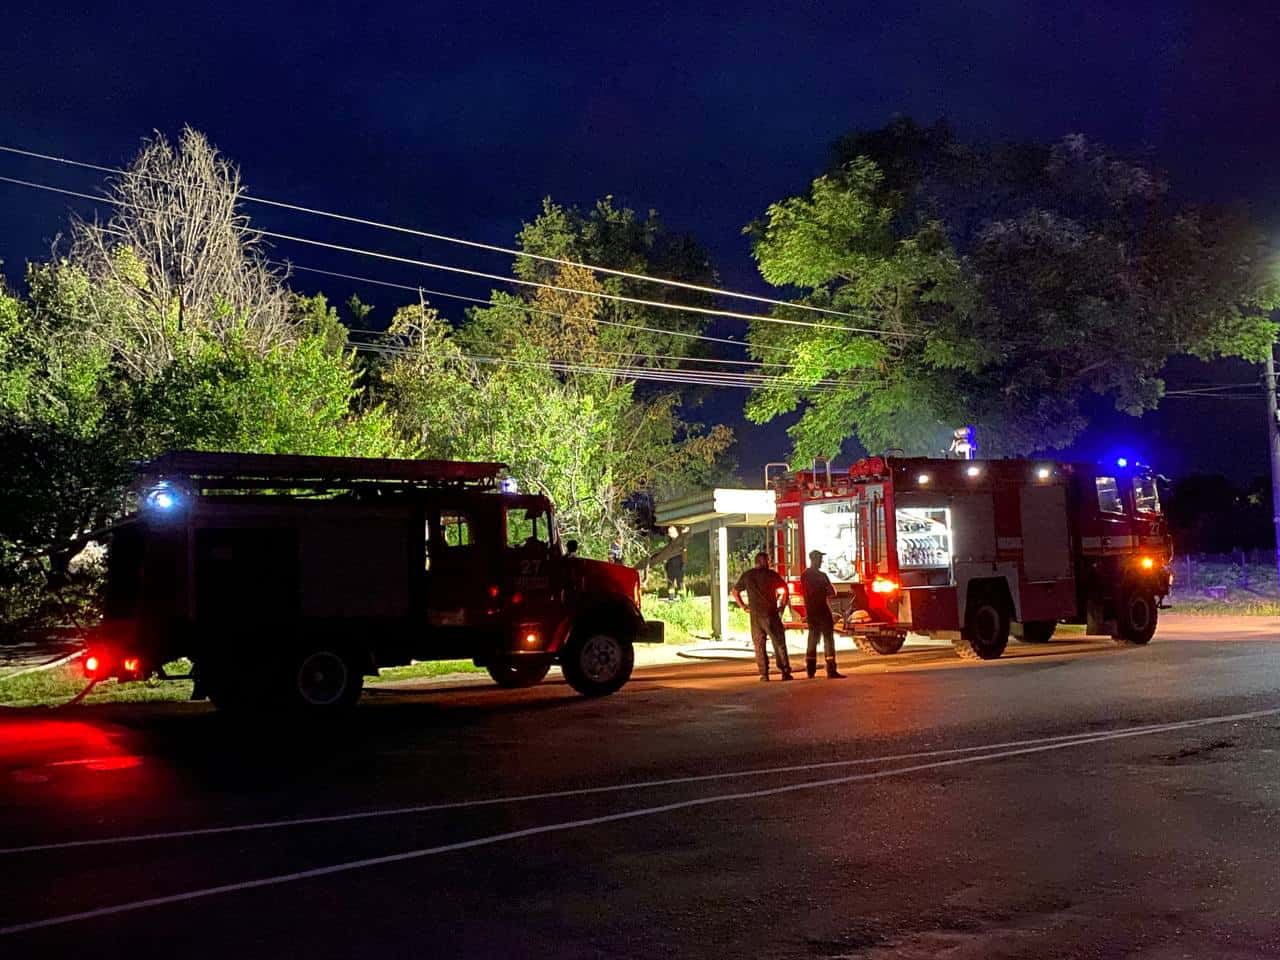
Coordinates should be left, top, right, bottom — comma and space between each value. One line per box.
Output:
344, 326, 856, 382
259, 228, 913, 335
348, 340, 851, 392
346, 329, 785, 370
0, 142, 884, 326
279, 261, 793, 356
0, 175, 838, 380
0, 171, 917, 338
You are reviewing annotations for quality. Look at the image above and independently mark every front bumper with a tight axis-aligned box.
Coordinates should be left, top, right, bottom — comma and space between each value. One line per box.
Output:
637, 619, 665, 644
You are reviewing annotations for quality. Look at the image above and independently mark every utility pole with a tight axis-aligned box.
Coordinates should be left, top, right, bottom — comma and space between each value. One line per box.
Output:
1265, 344, 1280, 587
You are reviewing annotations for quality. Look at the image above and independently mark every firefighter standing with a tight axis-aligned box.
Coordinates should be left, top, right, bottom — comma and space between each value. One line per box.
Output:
801, 549, 844, 679
732, 552, 793, 681
665, 548, 686, 599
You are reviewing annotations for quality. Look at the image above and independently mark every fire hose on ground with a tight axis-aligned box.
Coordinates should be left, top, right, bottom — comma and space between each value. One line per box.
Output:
0, 649, 98, 708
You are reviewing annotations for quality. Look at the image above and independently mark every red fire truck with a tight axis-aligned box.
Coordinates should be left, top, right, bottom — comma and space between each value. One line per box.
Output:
770, 456, 1172, 660
83, 451, 662, 709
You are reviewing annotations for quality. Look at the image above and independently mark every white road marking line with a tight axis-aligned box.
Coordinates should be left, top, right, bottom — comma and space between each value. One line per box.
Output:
0, 713, 1258, 856
2, 706, 1276, 938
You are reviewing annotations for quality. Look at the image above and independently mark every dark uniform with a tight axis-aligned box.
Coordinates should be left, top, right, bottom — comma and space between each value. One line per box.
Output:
800, 565, 838, 676
665, 550, 685, 597
733, 566, 792, 678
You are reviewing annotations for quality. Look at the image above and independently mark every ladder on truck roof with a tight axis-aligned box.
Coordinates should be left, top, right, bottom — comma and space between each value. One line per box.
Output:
138, 450, 508, 493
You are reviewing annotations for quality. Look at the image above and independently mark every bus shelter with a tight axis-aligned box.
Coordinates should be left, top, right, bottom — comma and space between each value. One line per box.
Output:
654, 487, 776, 640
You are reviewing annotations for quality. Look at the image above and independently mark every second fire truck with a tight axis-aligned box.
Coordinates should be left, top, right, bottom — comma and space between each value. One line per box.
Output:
769, 456, 1173, 660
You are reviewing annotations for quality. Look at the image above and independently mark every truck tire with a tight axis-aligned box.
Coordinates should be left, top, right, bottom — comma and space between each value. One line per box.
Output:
953, 597, 1010, 660
287, 647, 364, 709
1114, 591, 1158, 645
853, 632, 906, 655
561, 630, 634, 697
487, 659, 552, 688
1014, 620, 1056, 644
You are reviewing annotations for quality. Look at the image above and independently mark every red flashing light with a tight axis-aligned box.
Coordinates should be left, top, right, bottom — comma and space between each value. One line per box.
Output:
84, 655, 101, 675
511, 591, 523, 605
848, 456, 888, 480
1140, 556, 1155, 570
871, 577, 899, 595
487, 585, 500, 598
122, 657, 141, 675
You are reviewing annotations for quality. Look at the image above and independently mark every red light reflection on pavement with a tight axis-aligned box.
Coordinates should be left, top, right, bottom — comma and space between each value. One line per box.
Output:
1, 719, 145, 790
49, 756, 144, 772
0, 720, 113, 764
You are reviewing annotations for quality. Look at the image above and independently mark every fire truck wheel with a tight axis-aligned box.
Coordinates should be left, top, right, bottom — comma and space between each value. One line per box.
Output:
288, 648, 364, 708
486, 659, 552, 688
1114, 591, 1158, 645
852, 632, 906, 655
954, 599, 1010, 660
561, 630, 634, 697
1014, 620, 1056, 644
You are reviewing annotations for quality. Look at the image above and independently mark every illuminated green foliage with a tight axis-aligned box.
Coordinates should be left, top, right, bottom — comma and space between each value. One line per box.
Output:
747, 120, 1280, 460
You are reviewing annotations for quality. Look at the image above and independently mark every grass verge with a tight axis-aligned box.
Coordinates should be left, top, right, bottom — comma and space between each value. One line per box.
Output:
642, 593, 750, 643
1167, 599, 1280, 616
0, 658, 193, 709
0, 654, 484, 707
367, 660, 484, 683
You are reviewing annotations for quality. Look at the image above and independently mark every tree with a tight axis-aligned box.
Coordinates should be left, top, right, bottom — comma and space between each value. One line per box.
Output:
745, 121, 1280, 461
0, 133, 404, 636
66, 127, 295, 376
512, 197, 719, 367
383, 205, 734, 560
743, 156, 969, 461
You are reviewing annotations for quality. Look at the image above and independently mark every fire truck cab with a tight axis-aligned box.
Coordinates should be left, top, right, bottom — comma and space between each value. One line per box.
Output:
771, 456, 1172, 660
87, 451, 662, 709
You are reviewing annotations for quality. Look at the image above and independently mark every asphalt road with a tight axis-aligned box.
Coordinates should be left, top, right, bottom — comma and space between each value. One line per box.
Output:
2, 615, 1280, 959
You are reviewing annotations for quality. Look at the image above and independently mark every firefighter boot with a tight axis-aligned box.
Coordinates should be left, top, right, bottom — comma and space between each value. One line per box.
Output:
805, 658, 817, 679
826, 659, 844, 679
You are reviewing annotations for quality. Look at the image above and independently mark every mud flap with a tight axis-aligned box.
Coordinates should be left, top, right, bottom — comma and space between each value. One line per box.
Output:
1086, 593, 1114, 637
638, 619, 665, 644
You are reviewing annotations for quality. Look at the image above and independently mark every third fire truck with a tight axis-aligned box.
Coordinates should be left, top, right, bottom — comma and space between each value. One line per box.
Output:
769, 456, 1173, 660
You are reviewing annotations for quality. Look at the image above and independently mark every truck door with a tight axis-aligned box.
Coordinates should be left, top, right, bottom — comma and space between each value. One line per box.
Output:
1089, 474, 1132, 558
502, 500, 567, 651
503, 501, 560, 599
423, 502, 499, 646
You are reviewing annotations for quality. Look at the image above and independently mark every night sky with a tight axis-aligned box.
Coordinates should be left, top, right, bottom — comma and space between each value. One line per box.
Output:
4, 1, 1279, 482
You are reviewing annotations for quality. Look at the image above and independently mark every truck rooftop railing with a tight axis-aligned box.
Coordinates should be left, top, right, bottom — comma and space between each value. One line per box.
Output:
137, 451, 508, 493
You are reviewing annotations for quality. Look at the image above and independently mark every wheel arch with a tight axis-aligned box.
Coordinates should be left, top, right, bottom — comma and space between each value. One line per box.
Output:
568, 591, 643, 644
955, 565, 1020, 623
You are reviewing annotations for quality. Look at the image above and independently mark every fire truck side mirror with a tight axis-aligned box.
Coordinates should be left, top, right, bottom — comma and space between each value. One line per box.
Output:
566, 539, 579, 557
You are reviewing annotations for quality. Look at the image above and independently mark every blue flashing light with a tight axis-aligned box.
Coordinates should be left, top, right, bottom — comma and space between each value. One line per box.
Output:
144, 482, 181, 512
1116, 457, 1128, 468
